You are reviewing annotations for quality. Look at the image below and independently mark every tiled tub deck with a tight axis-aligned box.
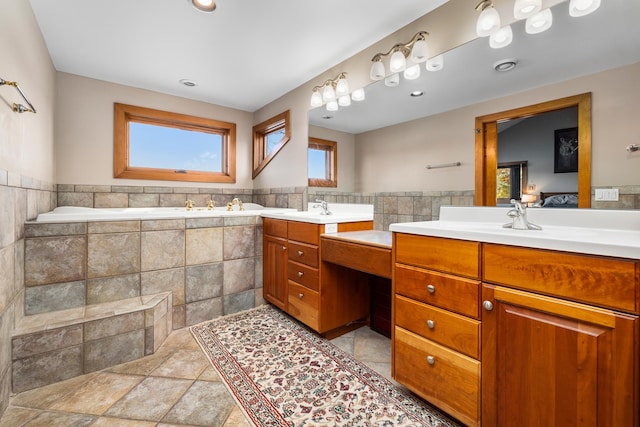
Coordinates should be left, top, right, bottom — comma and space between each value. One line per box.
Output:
12, 214, 263, 392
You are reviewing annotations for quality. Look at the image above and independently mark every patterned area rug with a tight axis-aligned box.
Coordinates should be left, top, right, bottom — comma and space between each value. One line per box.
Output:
190, 304, 460, 427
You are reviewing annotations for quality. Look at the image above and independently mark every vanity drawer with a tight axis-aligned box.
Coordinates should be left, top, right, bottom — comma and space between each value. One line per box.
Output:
395, 295, 480, 359
395, 264, 480, 319
394, 326, 480, 427
287, 260, 319, 291
288, 221, 319, 245
263, 218, 287, 238
395, 234, 480, 279
483, 244, 639, 314
288, 241, 319, 268
288, 281, 320, 330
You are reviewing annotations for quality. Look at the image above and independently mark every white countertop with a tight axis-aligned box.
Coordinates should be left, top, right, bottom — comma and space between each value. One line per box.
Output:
389, 207, 640, 259
260, 203, 374, 224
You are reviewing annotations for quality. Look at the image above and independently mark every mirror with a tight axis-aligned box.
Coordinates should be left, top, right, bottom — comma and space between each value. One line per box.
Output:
474, 94, 591, 208
308, 0, 638, 204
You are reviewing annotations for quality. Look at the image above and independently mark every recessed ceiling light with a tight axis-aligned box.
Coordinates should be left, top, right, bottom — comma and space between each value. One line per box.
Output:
190, 0, 216, 13
179, 79, 197, 87
410, 91, 424, 97
494, 59, 518, 72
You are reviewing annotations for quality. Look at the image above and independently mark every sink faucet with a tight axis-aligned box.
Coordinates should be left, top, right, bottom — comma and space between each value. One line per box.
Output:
313, 199, 332, 215
503, 199, 541, 230
227, 197, 244, 211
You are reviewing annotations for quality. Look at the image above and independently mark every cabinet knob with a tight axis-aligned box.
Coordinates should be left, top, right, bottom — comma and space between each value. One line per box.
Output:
298, 250, 304, 256
426, 284, 435, 294
298, 271, 304, 277
282, 246, 286, 251
298, 293, 304, 299
426, 355, 435, 365
426, 319, 435, 329
483, 300, 494, 311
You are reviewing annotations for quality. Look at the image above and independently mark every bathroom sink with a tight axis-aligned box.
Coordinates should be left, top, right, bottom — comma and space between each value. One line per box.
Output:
260, 204, 374, 224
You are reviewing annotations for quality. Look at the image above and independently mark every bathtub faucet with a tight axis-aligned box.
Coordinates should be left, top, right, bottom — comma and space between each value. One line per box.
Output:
207, 200, 215, 210
185, 200, 195, 211
227, 198, 244, 211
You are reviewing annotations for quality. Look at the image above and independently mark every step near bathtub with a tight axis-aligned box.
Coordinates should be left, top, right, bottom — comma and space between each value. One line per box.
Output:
34, 204, 295, 222
260, 203, 374, 224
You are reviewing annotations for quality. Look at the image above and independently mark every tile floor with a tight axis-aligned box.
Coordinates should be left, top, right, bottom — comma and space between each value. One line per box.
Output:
0, 317, 393, 427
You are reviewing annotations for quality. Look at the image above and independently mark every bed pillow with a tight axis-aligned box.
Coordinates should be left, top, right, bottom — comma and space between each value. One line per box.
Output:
542, 194, 578, 207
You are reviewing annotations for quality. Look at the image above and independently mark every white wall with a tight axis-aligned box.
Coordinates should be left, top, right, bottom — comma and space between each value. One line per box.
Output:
353, 62, 640, 193
0, 0, 56, 182
55, 73, 254, 188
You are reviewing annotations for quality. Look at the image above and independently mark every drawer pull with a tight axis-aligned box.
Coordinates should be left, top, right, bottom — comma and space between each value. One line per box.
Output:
483, 300, 494, 311
426, 284, 435, 294
426, 355, 435, 365
298, 293, 304, 299
298, 271, 304, 277
298, 250, 304, 256
426, 319, 435, 329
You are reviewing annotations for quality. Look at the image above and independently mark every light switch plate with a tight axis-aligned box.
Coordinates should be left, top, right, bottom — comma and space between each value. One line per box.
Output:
595, 188, 619, 201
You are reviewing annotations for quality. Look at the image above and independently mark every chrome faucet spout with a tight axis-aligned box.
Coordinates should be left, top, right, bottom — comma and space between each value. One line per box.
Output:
312, 199, 332, 215
503, 199, 542, 230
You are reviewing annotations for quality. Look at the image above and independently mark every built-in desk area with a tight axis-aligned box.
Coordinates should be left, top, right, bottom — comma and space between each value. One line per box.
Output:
321, 230, 392, 336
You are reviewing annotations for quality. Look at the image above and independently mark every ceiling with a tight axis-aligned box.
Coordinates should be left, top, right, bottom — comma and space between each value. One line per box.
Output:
28, 0, 448, 112
309, 0, 640, 133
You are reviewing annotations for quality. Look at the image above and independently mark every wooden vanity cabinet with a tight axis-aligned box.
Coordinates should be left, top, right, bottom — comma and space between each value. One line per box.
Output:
393, 234, 482, 427
263, 218, 288, 310
263, 217, 373, 335
481, 244, 639, 427
392, 234, 640, 427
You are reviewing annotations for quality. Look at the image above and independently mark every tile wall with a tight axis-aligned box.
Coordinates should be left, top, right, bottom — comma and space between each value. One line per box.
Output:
0, 169, 56, 416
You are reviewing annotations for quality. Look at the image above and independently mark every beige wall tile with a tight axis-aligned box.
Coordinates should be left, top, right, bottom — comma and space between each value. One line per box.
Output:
88, 233, 140, 278
87, 274, 141, 305
0, 245, 14, 313
12, 346, 83, 392
88, 221, 140, 234
185, 298, 222, 326
185, 228, 222, 266
141, 219, 184, 231
84, 330, 145, 373
223, 258, 254, 296
94, 192, 128, 208
185, 263, 223, 303
223, 226, 254, 261
12, 325, 83, 359
85, 312, 145, 341
141, 230, 184, 271
25, 222, 87, 238
141, 268, 185, 305
128, 193, 159, 207
0, 186, 15, 248
25, 236, 86, 286
58, 192, 93, 207
24, 281, 86, 315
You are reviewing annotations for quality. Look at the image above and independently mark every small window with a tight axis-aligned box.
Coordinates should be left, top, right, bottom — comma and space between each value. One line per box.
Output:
114, 103, 236, 183
252, 110, 290, 178
308, 137, 337, 187
497, 161, 528, 204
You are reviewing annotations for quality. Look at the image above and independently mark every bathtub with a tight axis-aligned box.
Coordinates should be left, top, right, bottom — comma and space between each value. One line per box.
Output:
35, 204, 294, 222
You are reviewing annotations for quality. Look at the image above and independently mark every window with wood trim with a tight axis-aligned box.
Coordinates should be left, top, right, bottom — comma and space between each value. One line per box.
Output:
114, 103, 236, 183
308, 137, 337, 187
252, 110, 290, 178
497, 160, 528, 205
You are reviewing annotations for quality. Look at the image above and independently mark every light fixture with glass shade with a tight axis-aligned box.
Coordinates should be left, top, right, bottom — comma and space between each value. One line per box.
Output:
403, 62, 421, 80
569, 0, 601, 17
526, 8, 553, 34
309, 72, 363, 111
369, 31, 430, 81
426, 54, 444, 71
513, 0, 541, 19
190, 0, 216, 13
476, 0, 501, 37
490, 25, 513, 48
384, 73, 400, 87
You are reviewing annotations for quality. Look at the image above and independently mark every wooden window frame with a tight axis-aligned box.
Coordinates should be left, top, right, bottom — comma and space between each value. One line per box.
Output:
496, 160, 528, 204
308, 137, 337, 188
114, 103, 236, 183
252, 110, 290, 178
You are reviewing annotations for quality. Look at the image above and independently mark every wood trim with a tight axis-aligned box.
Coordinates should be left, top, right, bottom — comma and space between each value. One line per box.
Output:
308, 137, 338, 188
113, 103, 236, 183
252, 110, 291, 179
474, 93, 591, 207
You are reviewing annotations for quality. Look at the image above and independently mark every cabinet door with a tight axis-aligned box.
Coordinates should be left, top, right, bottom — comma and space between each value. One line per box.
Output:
481, 284, 638, 427
263, 235, 288, 310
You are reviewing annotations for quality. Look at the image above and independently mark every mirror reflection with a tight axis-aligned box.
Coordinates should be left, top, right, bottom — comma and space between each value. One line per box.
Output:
309, 0, 639, 207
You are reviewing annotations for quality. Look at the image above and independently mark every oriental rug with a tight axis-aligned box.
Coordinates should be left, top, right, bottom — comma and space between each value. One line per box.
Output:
190, 304, 459, 427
